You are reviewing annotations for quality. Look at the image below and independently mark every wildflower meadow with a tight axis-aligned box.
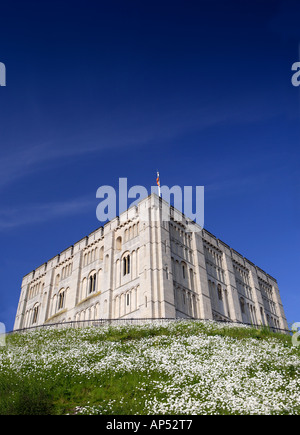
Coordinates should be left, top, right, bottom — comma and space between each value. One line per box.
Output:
0, 320, 299, 415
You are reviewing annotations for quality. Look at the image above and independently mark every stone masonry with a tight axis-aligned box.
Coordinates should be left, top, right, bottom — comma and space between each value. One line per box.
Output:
14, 194, 288, 331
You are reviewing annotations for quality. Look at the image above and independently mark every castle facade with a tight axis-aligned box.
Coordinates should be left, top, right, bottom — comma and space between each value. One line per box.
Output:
14, 194, 288, 331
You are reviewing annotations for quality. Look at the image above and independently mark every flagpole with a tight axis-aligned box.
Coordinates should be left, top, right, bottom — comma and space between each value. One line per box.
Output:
156, 171, 161, 197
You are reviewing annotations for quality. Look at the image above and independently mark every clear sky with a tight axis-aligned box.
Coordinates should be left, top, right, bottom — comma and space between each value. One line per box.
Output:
0, 0, 299, 331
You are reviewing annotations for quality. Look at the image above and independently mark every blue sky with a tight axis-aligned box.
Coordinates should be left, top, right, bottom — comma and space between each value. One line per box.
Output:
0, 0, 299, 331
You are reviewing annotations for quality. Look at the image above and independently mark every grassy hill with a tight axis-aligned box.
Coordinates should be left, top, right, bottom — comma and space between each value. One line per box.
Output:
0, 320, 299, 415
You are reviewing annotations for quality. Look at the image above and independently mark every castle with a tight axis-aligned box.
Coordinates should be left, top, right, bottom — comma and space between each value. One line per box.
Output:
14, 194, 288, 331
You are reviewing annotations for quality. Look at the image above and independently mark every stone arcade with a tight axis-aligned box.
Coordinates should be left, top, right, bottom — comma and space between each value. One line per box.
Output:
14, 194, 288, 331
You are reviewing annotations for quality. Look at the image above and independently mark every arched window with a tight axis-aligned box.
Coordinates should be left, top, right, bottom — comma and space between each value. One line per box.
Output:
240, 297, 245, 314
182, 263, 186, 279
58, 289, 65, 310
217, 284, 222, 301
260, 306, 264, 324
32, 305, 39, 324
55, 274, 60, 287
123, 254, 130, 276
116, 236, 122, 251
88, 272, 96, 294
104, 254, 109, 272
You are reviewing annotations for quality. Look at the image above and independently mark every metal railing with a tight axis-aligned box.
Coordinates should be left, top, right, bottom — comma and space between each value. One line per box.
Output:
9, 317, 291, 335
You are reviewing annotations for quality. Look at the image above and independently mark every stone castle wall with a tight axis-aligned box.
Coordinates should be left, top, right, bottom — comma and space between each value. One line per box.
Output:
14, 194, 288, 331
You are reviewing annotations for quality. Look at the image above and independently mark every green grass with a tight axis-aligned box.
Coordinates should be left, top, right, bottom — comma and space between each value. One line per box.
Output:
0, 321, 298, 415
